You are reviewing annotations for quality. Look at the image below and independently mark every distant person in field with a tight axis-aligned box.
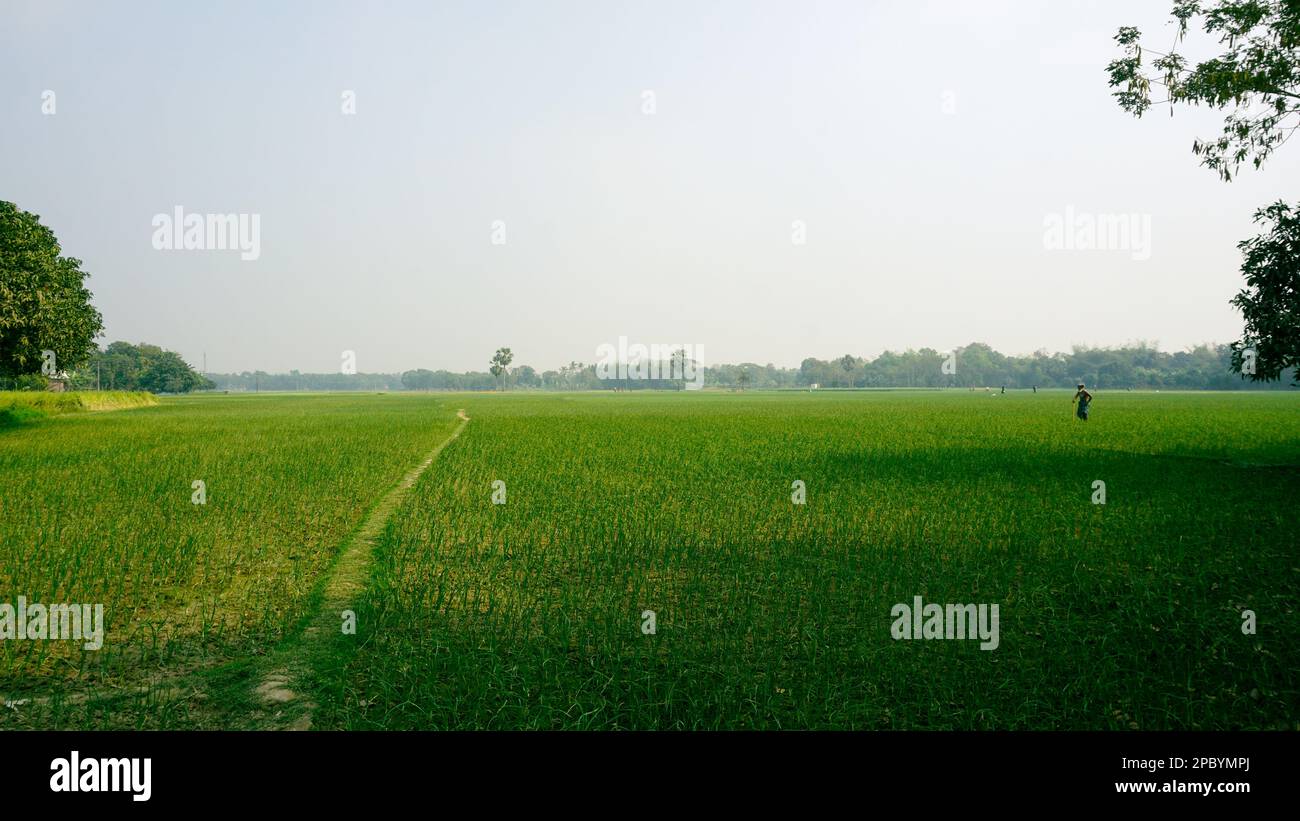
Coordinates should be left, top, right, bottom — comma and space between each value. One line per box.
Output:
1073, 383, 1092, 421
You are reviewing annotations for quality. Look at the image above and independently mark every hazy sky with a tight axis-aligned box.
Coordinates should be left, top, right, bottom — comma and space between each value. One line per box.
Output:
3, 0, 1297, 373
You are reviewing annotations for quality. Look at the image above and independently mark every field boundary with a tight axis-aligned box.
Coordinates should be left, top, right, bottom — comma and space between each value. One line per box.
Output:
0, 391, 158, 428
251, 408, 471, 729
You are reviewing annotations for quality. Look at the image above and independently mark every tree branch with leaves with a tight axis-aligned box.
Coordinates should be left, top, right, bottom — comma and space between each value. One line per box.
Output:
1108, 0, 1300, 180
1108, 2, 1299, 384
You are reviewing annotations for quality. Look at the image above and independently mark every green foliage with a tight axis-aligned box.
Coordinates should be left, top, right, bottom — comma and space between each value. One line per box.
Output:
1108, 5, 1299, 387
212, 370, 406, 391
215, 342, 1297, 393
69, 342, 214, 394
0, 391, 156, 432
789, 342, 1289, 390
1108, 1, 1300, 180
1230, 200, 1300, 383
0, 201, 104, 377
400, 368, 497, 391
513, 364, 541, 388
0, 390, 158, 415
489, 347, 514, 390
6, 373, 50, 391
0, 406, 45, 429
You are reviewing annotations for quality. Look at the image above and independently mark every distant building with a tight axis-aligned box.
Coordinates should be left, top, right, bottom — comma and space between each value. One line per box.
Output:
46, 371, 71, 392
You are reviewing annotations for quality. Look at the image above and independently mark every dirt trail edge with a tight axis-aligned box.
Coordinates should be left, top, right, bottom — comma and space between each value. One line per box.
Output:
255, 408, 470, 729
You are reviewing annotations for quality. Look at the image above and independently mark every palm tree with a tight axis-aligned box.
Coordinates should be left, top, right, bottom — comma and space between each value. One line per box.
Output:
489, 347, 514, 391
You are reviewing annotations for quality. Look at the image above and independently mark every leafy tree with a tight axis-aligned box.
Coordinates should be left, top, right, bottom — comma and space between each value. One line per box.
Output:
1107, 3, 1300, 382
1229, 201, 1300, 383
513, 364, 540, 388
0, 201, 104, 377
1107, 1, 1300, 181
489, 347, 514, 390
68, 342, 212, 393
559, 361, 580, 389
401, 369, 437, 390
139, 350, 206, 393
670, 348, 690, 389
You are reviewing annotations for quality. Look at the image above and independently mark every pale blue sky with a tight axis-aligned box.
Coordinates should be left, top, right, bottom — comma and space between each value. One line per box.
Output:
3, 0, 1296, 373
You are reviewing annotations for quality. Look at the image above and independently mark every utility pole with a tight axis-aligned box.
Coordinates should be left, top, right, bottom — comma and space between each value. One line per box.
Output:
97, 361, 101, 391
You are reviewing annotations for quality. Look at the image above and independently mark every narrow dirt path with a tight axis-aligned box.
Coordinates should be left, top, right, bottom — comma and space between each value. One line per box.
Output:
254, 408, 471, 729
0, 407, 472, 731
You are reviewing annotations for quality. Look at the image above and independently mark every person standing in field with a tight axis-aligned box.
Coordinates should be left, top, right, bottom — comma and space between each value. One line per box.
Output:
1073, 383, 1092, 421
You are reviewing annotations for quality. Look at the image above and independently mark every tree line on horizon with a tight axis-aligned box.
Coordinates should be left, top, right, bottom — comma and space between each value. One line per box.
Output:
198, 341, 1296, 393
4, 339, 1292, 395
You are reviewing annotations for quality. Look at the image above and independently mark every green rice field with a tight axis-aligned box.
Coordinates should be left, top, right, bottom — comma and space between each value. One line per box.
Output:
1, 390, 1296, 729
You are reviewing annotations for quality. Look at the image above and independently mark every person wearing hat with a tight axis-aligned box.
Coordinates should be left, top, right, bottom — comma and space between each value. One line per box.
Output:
1073, 383, 1092, 421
